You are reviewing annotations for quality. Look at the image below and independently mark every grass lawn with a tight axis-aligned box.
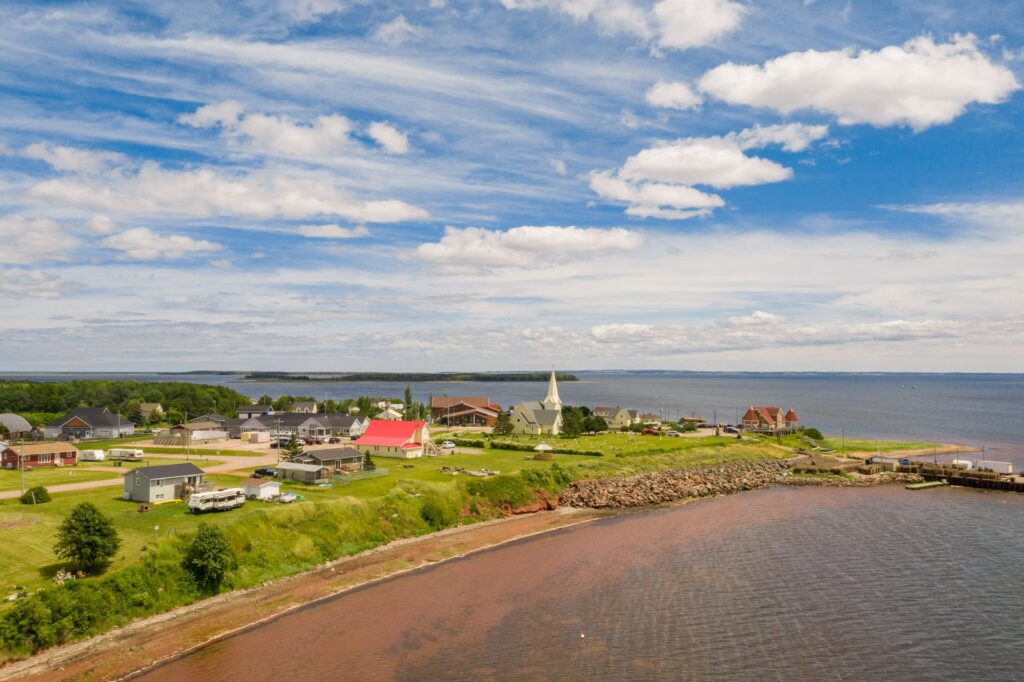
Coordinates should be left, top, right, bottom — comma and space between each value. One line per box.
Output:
437, 430, 744, 457
0, 468, 120, 493
751, 432, 935, 454
72, 435, 150, 450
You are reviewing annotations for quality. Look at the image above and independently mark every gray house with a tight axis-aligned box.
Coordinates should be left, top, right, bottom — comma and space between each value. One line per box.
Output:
43, 407, 135, 439
123, 462, 205, 503
320, 414, 370, 437
295, 446, 364, 472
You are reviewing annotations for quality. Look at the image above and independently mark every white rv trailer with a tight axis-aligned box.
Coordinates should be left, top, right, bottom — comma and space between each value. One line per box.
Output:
187, 488, 246, 514
107, 448, 144, 461
78, 449, 106, 462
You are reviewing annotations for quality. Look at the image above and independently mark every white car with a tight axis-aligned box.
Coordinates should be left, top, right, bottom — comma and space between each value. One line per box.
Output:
441, 441, 456, 449
666, 430, 682, 437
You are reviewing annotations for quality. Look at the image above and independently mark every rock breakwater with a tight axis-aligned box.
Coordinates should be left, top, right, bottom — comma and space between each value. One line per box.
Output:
559, 461, 789, 509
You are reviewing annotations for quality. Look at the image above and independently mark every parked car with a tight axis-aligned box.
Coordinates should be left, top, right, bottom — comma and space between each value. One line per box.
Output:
254, 467, 277, 478
441, 441, 456, 449
723, 426, 739, 434
328, 436, 341, 444
666, 430, 681, 437
643, 428, 659, 435
899, 459, 912, 466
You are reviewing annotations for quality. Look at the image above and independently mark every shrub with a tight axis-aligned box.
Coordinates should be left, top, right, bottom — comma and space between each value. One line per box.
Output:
803, 428, 823, 440
182, 523, 237, 593
54, 503, 120, 572
19, 486, 50, 505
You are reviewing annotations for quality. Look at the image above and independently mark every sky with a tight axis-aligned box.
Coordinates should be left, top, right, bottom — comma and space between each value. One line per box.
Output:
1, 0, 1023, 372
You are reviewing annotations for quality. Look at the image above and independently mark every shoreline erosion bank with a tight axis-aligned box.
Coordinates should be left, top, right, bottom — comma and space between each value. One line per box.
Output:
0, 461, 931, 682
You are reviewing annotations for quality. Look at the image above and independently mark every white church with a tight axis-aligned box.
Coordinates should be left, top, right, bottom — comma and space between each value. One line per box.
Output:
510, 370, 563, 435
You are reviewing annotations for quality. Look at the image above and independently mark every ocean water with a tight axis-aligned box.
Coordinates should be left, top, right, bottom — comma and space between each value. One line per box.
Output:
5, 371, 1022, 463
135, 485, 1024, 682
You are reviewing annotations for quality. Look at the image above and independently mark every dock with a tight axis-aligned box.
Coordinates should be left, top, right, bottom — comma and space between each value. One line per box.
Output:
905, 480, 948, 490
898, 464, 1024, 493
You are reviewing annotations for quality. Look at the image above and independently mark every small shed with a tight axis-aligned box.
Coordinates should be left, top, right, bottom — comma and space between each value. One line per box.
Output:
275, 461, 329, 483
243, 478, 281, 500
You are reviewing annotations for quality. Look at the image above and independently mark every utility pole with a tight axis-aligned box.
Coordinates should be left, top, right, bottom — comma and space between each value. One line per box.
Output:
19, 437, 25, 496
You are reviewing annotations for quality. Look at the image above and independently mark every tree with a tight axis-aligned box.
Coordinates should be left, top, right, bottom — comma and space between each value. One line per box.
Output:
182, 523, 236, 592
257, 394, 274, 406
560, 406, 584, 437
583, 415, 607, 433
282, 433, 304, 462
54, 503, 120, 572
492, 410, 513, 436
164, 410, 184, 426
803, 428, 823, 440
363, 451, 374, 469
404, 385, 413, 414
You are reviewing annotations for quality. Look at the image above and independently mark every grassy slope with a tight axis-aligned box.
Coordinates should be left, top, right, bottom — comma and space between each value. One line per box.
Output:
753, 432, 935, 453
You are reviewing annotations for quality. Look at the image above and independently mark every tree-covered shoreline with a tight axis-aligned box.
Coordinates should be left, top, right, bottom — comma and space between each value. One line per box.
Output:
242, 372, 580, 382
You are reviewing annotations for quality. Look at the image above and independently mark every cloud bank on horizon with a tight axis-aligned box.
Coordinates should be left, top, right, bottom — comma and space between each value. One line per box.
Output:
0, 0, 1023, 372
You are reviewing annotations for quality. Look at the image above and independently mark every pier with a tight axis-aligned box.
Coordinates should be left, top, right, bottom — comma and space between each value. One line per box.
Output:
896, 464, 1024, 493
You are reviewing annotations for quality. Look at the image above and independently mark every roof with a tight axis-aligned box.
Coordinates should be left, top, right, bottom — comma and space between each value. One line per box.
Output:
293, 401, 316, 409
355, 420, 424, 447
276, 461, 328, 472
189, 413, 227, 423
3, 442, 78, 455
297, 447, 363, 463
533, 409, 562, 426
442, 406, 498, 419
140, 402, 162, 410
239, 404, 273, 413
785, 408, 799, 421
320, 413, 361, 428
743, 406, 783, 423
0, 414, 32, 433
431, 396, 491, 409
46, 407, 133, 429
133, 462, 205, 479
255, 413, 325, 428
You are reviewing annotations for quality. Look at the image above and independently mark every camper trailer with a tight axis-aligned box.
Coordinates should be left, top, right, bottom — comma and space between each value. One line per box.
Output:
78, 449, 106, 462
107, 448, 144, 461
187, 488, 246, 514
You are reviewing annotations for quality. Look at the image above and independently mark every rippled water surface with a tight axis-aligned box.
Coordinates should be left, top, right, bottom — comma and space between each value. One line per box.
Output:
138, 486, 1024, 682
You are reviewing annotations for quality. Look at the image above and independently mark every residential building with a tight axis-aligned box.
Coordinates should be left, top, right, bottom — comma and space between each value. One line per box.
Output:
2, 442, 78, 469
237, 404, 274, 420
243, 478, 280, 500
741, 406, 800, 433
275, 461, 329, 483
319, 414, 370, 437
255, 413, 329, 438
431, 397, 499, 426
592, 407, 641, 430
375, 406, 405, 421
189, 413, 228, 425
122, 462, 205, 503
140, 403, 164, 420
43, 408, 135, 439
640, 413, 662, 424
295, 446, 364, 472
510, 371, 563, 435
292, 401, 318, 414
0, 413, 33, 439
354, 420, 434, 458
153, 422, 228, 445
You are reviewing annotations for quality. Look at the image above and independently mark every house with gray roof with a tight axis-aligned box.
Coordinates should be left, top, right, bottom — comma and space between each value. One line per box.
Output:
255, 413, 329, 437
237, 404, 275, 420
319, 413, 370, 437
123, 462, 205, 503
43, 407, 135, 440
295, 446, 364, 472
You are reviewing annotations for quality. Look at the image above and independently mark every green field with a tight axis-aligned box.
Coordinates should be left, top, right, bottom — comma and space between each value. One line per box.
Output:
750, 432, 936, 453
437, 430, 744, 456
0, 468, 120, 493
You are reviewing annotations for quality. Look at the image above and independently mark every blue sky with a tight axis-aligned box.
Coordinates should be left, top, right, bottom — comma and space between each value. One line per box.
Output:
1, 0, 1023, 371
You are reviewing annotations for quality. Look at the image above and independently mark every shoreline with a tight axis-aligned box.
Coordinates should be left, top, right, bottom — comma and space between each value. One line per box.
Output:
0, 508, 611, 682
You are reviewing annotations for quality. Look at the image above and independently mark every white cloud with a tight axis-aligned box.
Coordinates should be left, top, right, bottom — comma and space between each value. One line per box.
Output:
0, 215, 77, 264
592, 123, 826, 217
0, 268, 70, 299
589, 170, 723, 219
210, 258, 234, 268
86, 215, 117, 235
366, 121, 410, 154
180, 102, 353, 157
699, 35, 1020, 130
645, 81, 702, 110
893, 200, 1024, 231
20, 143, 125, 174
27, 162, 429, 223
100, 227, 223, 260
414, 225, 645, 268
297, 224, 371, 239
372, 15, 420, 45
282, 0, 346, 22
653, 0, 744, 50
620, 136, 792, 188
501, 0, 742, 50
728, 123, 829, 152
550, 158, 568, 175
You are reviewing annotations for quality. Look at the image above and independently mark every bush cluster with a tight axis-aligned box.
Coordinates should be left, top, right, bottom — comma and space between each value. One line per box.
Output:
19, 486, 50, 505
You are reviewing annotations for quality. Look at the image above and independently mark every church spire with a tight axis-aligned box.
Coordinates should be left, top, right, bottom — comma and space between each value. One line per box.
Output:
543, 369, 562, 411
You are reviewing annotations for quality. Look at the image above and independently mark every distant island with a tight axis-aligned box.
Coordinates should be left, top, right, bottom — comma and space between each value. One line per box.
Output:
241, 371, 580, 382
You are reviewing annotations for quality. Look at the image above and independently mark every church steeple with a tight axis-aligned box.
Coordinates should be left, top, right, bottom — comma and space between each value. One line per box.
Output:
542, 369, 562, 411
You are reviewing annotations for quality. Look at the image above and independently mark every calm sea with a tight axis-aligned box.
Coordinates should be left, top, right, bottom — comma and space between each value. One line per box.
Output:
5, 371, 1022, 463
136, 485, 1024, 682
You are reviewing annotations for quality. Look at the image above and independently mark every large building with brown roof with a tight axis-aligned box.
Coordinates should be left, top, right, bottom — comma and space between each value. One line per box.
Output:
431, 396, 499, 426
741, 406, 799, 433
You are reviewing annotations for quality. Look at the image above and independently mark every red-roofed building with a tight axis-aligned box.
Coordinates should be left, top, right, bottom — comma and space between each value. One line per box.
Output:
741, 406, 799, 433
354, 420, 435, 458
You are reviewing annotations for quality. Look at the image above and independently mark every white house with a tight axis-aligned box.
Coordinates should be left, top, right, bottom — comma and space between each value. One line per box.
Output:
510, 371, 563, 435
375, 406, 404, 421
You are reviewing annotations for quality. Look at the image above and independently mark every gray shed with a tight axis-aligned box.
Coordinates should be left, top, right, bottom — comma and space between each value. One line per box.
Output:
275, 461, 329, 483
123, 462, 205, 503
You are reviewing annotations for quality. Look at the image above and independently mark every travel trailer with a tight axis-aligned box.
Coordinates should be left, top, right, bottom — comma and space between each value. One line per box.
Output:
107, 448, 144, 461
187, 488, 246, 514
78, 449, 105, 462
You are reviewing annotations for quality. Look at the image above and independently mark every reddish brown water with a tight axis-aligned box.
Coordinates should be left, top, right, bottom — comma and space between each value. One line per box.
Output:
137, 486, 1024, 681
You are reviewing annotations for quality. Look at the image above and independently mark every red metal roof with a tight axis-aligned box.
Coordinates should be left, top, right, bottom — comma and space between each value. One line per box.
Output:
355, 420, 424, 447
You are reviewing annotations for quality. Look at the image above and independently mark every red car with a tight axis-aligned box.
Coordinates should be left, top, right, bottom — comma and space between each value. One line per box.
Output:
643, 428, 659, 435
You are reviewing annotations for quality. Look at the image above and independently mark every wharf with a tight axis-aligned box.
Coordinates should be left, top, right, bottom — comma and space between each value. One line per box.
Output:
897, 464, 1024, 493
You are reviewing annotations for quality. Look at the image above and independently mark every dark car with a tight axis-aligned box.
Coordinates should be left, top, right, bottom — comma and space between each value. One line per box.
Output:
254, 467, 277, 478
328, 437, 341, 444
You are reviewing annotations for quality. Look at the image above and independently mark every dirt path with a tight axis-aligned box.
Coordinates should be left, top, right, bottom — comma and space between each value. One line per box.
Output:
0, 508, 606, 682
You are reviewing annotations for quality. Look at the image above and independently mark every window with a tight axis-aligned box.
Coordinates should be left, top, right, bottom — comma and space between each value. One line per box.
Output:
37, 454, 52, 464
